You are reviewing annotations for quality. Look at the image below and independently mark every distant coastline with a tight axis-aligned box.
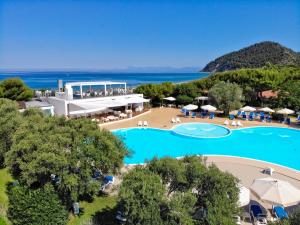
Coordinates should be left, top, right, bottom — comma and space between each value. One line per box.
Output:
0, 72, 209, 89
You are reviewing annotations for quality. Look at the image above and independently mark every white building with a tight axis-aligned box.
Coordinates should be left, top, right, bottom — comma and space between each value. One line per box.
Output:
45, 81, 149, 117
19, 100, 55, 116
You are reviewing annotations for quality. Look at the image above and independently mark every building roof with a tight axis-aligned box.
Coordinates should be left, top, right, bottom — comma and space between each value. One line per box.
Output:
65, 81, 126, 87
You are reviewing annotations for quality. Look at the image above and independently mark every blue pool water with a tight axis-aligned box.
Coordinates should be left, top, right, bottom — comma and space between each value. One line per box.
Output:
113, 123, 300, 171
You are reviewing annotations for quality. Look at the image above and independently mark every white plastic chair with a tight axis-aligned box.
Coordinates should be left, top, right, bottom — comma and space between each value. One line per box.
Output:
143, 121, 148, 127
176, 117, 181, 123
171, 118, 176, 123
224, 120, 229, 126
237, 121, 243, 127
138, 121, 142, 126
231, 121, 237, 126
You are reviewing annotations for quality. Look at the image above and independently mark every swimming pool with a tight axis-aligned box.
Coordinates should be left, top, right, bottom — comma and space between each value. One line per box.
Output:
113, 123, 300, 171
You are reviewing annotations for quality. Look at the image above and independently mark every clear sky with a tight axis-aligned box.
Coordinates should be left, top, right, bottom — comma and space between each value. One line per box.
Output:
0, 0, 299, 71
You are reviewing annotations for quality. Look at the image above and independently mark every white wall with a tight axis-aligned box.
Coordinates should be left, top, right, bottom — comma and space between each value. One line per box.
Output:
47, 98, 68, 116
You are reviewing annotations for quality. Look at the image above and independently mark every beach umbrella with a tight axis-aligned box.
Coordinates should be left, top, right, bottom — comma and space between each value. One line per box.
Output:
240, 106, 256, 112
250, 177, 300, 207
260, 107, 275, 113
238, 185, 250, 207
183, 104, 198, 111
163, 97, 176, 101
276, 108, 295, 115
201, 105, 217, 112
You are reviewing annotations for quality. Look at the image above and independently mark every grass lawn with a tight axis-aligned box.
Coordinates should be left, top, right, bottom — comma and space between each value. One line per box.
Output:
0, 168, 13, 225
68, 195, 118, 225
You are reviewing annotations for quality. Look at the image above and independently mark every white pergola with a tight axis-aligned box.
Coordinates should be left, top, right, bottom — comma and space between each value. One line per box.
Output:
65, 81, 127, 99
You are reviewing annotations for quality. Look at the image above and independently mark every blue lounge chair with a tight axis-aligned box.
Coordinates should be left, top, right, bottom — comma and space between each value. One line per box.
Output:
260, 115, 265, 122
229, 114, 235, 120
286, 118, 291, 125
266, 115, 272, 123
209, 112, 215, 119
191, 112, 197, 118
201, 111, 207, 118
297, 115, 300, 121
249, 114, 254, 121
237, 111, 242, 117
250, 204, 267, 224
242, 114, 247, 120
273, 205, 288, 220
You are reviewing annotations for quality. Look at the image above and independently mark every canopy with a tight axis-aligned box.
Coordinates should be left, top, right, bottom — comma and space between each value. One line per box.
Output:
163, 97, 176, 101
250, 177, 300, 207
240, 106, 256, 112
260, 107, 275, 113
201, 105, 217, 112
276, 108, 295, 115
238, 185, 250, 207
183, 104, 198, 111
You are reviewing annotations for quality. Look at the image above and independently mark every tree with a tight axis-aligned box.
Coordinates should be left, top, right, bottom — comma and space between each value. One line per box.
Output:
0, 78, 33, 101
8, 184, 68, 225
195, 165, 239, 225
0, 99, 22, 167
278, 80, 300, 111
119, 167, 165, 225
6, 116, 129, 207
208, 81, 244, 115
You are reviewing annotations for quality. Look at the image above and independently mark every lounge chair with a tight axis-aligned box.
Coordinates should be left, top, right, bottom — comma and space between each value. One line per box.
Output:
137, 121, 142, 126
242, 114, 247, 120
191, 112, 197, 118
229, 114, 235, 120
250, 204, 267, 225
171, 118, 176, 123
266, 116, 272, 123
237, 121, 243, 127
260, 115, 265, 122
286, 118, 291, 125
224, 120, 229, 126
231, 121, 237, 126
272, 205, 288, 220
176, 117, 181, 123
209, 112, 215, 119
249, 114, 254, 121
297, 115, 300, 125
237, 111, 242, 118
263, 167, 275, 175
143, 121, 148, 127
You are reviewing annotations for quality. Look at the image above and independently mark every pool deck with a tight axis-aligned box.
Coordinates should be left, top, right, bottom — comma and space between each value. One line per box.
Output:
102, 107, 300, 223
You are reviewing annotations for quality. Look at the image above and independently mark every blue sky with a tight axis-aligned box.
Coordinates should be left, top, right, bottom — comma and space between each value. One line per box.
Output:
0, 0, 299, 71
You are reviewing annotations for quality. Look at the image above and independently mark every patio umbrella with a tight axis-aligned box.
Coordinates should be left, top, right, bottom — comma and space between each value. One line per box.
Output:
276, 108, 295, 115
260, 107, 275, 113
183, 104, 198, 111
250, 177, 300, 207
201, 105, 217, 112
240, 106, 256, 112
238, 185, 250, 207
163, 97, 176, 101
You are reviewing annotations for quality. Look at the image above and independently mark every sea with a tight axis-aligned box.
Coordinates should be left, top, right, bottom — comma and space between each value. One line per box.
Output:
0, 71, 209, 89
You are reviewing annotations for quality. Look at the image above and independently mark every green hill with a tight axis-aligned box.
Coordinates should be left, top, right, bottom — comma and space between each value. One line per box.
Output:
202, 41, 300, 72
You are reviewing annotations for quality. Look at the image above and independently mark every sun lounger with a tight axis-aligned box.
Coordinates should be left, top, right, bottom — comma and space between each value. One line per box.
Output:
171, 118, 176, 123
286, 118, 291, 125
250, 204, 267, 225
191, 112, 196, 118
260, 115, 265, 122
237, 121, 243, 126
263, 167, 275, 175
272, 205, 288, 220
249, 114, 254, 121
242, 114, 247, 120
176, 117, 181, 123
138, 121, 142, 126
224, 120, 229, 126
209, 112, 215, 119
229, 114, 235, 120
143, 121, 148, 127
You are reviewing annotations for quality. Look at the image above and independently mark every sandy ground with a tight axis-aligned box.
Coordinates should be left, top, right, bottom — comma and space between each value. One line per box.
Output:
100, 107, 298, 130
101, 107, 300, 225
